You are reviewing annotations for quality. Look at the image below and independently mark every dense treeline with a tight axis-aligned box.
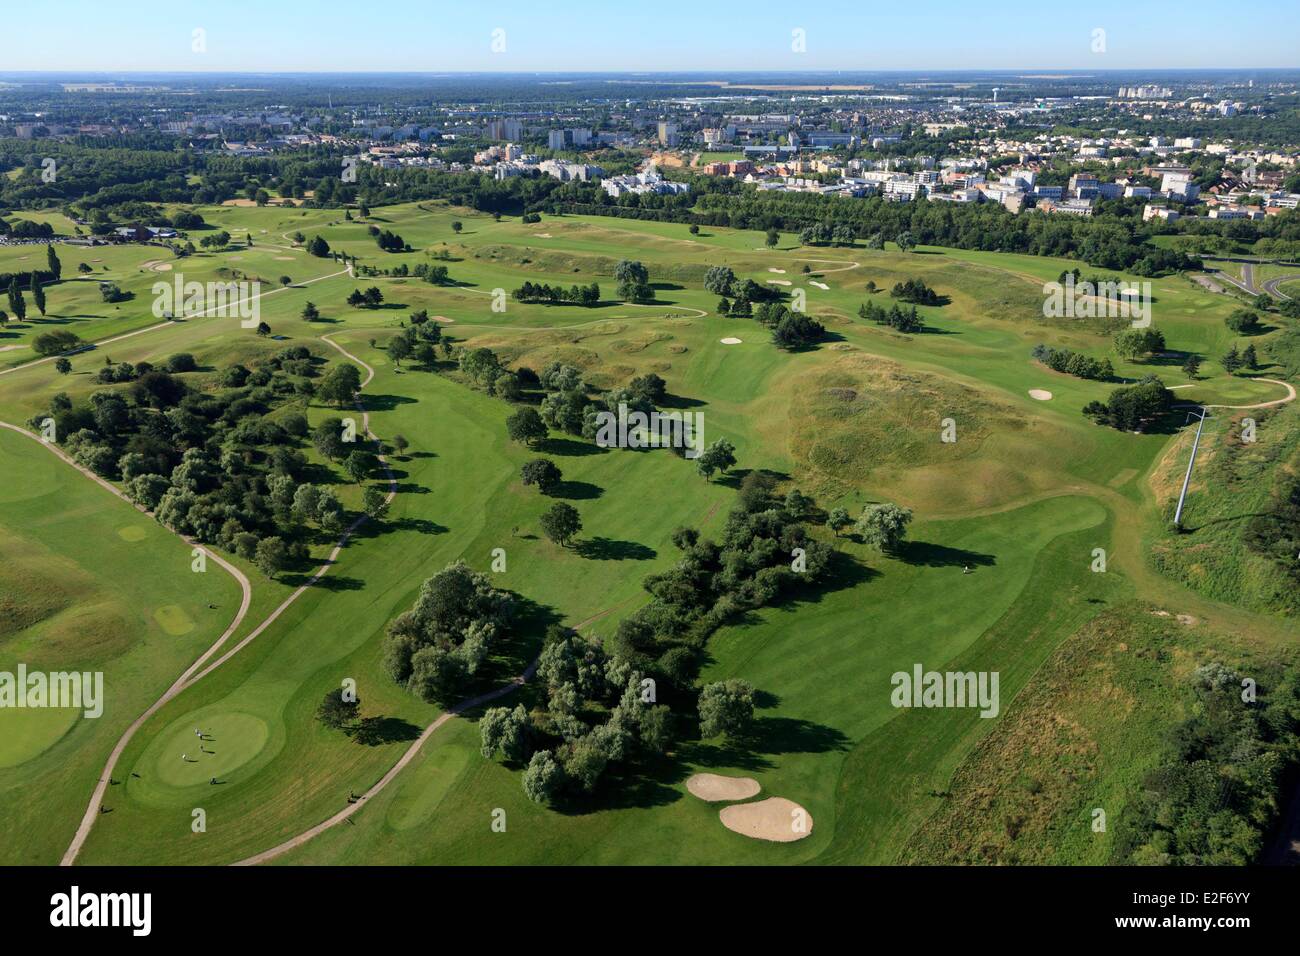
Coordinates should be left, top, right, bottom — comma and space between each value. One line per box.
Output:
0, 141, 196, 210
372, 322, 845, 802
1114, 661, 1300, 865
474, 478, 836, 804
5, 137, 1296, 271
757, 303, 826, 350
1031, 343, 1115, 381
512, 280, 601, 306
858, 298, 924, 333
1082, 377, 1174, 431
382, 562, 515, 704
890, 278, 943, 305
26, 346, 383, 578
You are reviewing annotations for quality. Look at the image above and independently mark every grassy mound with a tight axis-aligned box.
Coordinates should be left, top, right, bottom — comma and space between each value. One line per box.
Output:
785, 353, 1037, 508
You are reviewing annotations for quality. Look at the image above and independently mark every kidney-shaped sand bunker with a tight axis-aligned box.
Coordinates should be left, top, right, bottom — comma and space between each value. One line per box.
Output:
720, 797, 813, 842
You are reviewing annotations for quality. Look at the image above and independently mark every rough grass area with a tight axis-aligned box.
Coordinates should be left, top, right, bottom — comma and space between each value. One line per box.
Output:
1267, 327, 1300, 379
1149, 403, 1300, 615
899, 603, 1192, 865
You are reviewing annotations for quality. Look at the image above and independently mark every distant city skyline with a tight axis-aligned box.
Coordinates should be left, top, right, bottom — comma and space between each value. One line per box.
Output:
6, 0, 1299, 73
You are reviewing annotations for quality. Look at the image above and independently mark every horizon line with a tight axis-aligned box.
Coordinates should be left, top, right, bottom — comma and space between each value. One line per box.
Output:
3, 67, 1298, 77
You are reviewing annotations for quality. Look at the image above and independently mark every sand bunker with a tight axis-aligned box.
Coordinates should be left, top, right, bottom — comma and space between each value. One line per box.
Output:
720, 798, 813, 842
532, 233, 553, 238
1028, 389, 1053, 401
274, 255, 294, 261
720, 337, 743, 345
686, 773, 761, 802
810, 281, 829, 290
768, 267, 786, 273
767, 279, 792, 286
433, 315, 455, 323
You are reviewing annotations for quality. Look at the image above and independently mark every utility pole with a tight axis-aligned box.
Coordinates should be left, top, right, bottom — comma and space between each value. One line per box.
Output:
1173, 406, 1209, 531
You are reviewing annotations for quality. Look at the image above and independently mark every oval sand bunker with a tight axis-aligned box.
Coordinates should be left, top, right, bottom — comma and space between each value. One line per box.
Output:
686, 773, 760, 802
1028, 389, 1053, 401
720, 337, 743, 345
720, 797, 813, 842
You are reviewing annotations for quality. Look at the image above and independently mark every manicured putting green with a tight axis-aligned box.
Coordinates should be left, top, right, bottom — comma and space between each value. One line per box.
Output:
149, 713, 270, 788
0, 708, 82, 769
116, 525, 147, 542
1177, 377, 1291, 406
385, 743, 472, 832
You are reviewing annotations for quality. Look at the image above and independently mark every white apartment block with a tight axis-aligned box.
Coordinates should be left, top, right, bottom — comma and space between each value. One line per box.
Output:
1143, 204, 1180, 222
602, 170, 690, 198
882, 179, 924, 201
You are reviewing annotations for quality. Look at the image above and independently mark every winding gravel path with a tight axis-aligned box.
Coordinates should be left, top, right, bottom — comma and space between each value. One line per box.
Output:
0, 264, 352, 379
49, 293, 410, 866
1203, 377, 1296, 411
0, 422, 254, 867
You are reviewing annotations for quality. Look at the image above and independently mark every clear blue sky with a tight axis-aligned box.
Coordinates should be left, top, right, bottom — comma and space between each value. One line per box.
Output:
6, 0, 1298, 72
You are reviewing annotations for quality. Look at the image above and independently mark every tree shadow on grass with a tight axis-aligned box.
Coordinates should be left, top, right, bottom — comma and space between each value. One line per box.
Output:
747, 715, 851, 757
895, 540, 996, 569
32, 316, 91, 326
550, 479, 603, 500
392, 481, 430, 495
1178, 511, 1273, 534
680, 716, 850, 774
483, 595, 562, 689
754, 689, 781, 709
1140, 408, 1190, 436
716, 466, 792, 489
301, 462, 345, 486
553, 756, 686, 815
349, 716, 423, 746
361, 393, 418, 412
392, 516, 448, 535
574, 537, 656, 561
1144, 352, 1194, 369
310, 573, 366, 592
540, 436, 606, 457
658, 392, 707, 410
768, 550, 879, 612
